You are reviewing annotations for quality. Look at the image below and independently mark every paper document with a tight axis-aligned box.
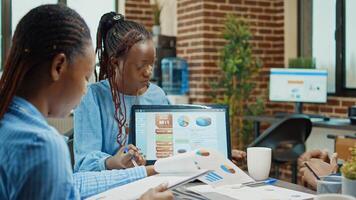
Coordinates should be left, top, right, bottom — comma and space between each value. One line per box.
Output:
195, 149, 254, 187
188, 185, 315, 200
154, 148, 254, 187
87, 148, 254, 199
154, 151, 199, 174
87, 170, 209, 200
154, 149, 254, 187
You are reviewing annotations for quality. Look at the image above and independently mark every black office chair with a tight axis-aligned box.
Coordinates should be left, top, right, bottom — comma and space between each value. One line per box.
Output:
248, 114, 312, 183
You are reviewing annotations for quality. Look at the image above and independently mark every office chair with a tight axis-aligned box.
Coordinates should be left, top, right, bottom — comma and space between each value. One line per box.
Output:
248, 114, 312, 183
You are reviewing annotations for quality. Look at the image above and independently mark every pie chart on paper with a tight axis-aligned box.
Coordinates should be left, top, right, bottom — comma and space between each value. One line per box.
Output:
220, 164, 236, 174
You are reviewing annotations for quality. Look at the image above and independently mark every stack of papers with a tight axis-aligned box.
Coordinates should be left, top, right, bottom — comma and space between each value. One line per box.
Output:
87, 171, 209, 200
87, 148, 315, 200
188, 184, 315, 200
87, 148, 253, 199
154, 148, 254, 187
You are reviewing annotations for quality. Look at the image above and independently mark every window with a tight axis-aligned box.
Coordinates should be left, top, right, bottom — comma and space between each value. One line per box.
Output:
1, 0, 118, 71
0, 0, 57, 70
11, 0, 57, 36
67, 0, 117, 80
312, 0, 336, 93
66, 0, 116, 48
307, 0, 356, 96
345, 0, 356, 88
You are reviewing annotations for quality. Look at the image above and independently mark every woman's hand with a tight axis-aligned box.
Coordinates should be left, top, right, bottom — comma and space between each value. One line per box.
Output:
105, 144, 146, 169
145, 165, 157, 176
139, 183, 174, 200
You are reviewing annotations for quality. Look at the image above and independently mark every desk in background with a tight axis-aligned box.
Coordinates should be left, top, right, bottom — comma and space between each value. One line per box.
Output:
245, 115, 356, 139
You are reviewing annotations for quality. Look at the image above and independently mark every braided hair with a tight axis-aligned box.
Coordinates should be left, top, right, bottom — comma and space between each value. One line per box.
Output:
0, 4, 91, 119
96, 12, 151, 146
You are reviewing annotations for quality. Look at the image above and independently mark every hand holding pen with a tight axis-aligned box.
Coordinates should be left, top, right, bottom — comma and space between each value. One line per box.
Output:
105, 144, 146, 170
123, 146, 139, 167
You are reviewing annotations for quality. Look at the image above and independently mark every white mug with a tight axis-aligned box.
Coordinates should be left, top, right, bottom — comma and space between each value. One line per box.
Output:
247, 147, 272, 181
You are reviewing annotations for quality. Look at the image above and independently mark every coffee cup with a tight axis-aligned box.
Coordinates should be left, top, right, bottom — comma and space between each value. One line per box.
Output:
247, 147, 272, 181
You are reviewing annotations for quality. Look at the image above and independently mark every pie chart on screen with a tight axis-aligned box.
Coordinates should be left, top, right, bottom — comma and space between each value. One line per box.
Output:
196, 149, 210, 157
177, 116, 190, 127
196, 116, 212, 127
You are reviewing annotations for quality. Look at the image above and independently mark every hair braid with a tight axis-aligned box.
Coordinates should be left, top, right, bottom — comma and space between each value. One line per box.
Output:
0, 4, 91, 119
96, 12, 152, 146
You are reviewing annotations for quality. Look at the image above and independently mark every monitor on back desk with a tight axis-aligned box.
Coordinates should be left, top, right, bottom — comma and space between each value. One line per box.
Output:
269, 68, 328, 115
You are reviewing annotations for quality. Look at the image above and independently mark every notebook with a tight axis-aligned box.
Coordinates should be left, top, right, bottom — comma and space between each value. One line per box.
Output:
130, 105, 231, 164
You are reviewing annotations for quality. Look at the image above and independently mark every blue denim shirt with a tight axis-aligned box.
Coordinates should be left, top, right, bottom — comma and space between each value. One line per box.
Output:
0, 96, 147, 199
73, 79, 169, 172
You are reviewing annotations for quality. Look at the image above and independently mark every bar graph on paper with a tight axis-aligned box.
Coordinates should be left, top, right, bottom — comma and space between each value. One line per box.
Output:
204, 171, 223, 182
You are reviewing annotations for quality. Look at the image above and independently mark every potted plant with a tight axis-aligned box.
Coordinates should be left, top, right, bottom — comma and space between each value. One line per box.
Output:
151, 0, 162, 36
288, 57, 316, 69
211, 14, 264, 150
341, 145, 356, 197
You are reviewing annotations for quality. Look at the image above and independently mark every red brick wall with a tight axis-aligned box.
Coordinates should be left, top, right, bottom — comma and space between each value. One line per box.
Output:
176, 0, 284, 106
175, 0, 356, 118
124, 0, 356, 183
267, 97, 356, 118
166, 0, 356, 180
125, 0, 153, 30
124, 1, 356, 117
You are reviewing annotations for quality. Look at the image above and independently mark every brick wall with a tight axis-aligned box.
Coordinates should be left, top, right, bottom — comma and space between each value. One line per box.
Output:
175, 0, 356, 118
267, 96, 356, 118
125, 0, 153, 30
124, 0, 356, 119
125, 0, 356, 183
176, 0, 286, 182
176, 0, 284, 106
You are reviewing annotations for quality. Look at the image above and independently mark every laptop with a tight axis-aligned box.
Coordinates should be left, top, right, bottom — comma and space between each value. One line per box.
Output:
130, 105, 231, 164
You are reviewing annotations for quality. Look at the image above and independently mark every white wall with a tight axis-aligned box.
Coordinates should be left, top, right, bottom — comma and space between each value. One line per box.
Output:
306, 127, 355, 157
158, 0, 177, 36
118, 0, 125, 15
149, 0, 177, 36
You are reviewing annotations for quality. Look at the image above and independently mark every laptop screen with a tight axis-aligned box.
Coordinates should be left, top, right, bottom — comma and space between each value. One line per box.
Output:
130, 105, 231, 163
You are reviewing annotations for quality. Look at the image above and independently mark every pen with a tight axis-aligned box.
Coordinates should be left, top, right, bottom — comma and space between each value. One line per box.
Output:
229, 178, 277, 189
244, 178, 277, 186
304, 162, 321, 180
123, 146, 139, 167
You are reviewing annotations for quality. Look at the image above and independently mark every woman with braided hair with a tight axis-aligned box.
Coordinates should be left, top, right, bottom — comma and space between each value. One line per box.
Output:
0, 5, 172, 200
73, 12, 169, 172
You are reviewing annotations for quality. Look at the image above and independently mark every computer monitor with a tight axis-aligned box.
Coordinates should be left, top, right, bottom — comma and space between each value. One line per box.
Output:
269, 68, 328, 113
130, 105, 231, 164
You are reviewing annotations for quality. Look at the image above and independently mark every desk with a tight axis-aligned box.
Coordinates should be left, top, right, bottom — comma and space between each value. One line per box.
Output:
245, 115, 356, 138
174, 180, 315, 200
